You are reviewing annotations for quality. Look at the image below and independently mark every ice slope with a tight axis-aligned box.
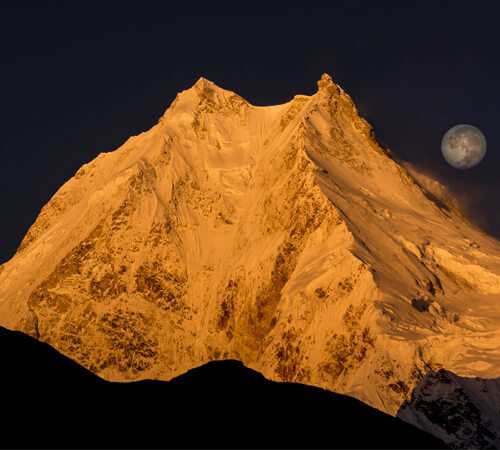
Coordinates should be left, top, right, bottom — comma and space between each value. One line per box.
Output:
1, 74, 500, 446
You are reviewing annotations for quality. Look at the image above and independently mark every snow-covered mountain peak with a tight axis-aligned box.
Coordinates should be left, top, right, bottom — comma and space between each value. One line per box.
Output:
317, 72, 335, 89
192, 76, 232, 102
193, 75, 212, 86
316, 72, 349, 101
2, 75, 500, 448
160, 76, 250, 125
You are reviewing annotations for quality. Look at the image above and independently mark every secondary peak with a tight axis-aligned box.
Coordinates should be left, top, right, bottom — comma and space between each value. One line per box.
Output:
317, 73, 336, 90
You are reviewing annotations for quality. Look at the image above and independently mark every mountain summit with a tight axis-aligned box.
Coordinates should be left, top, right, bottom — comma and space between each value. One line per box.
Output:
1, 75, 500, 447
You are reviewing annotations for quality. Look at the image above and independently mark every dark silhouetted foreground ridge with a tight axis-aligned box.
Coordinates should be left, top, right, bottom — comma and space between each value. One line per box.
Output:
0, 326, 446, 448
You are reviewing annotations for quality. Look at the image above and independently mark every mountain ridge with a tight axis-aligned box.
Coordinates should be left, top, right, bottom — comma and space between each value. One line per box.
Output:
0, 325, 447, 449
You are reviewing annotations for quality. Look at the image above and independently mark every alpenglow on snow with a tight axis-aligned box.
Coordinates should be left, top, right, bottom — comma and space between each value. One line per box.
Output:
2, 74, 500, 448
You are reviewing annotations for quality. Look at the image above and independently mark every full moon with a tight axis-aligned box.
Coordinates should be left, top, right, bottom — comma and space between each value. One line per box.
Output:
441, 124, 487, 169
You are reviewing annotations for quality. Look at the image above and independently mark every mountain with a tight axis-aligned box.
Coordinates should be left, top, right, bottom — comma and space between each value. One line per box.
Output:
1, 74, 500, 447
0, 325, 446, 448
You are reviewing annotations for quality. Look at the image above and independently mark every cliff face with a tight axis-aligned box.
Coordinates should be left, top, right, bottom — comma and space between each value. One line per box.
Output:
2, 74, 500, 446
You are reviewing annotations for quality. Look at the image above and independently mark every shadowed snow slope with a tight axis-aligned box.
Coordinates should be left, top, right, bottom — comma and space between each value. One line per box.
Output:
1, 74, 499, 447
398, 369, 500, 448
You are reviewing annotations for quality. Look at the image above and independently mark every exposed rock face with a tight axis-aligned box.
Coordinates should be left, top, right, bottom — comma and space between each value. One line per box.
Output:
2, 74, 500, 447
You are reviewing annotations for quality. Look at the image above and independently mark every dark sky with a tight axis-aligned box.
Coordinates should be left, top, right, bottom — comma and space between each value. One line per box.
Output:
1, 2, 500, 264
